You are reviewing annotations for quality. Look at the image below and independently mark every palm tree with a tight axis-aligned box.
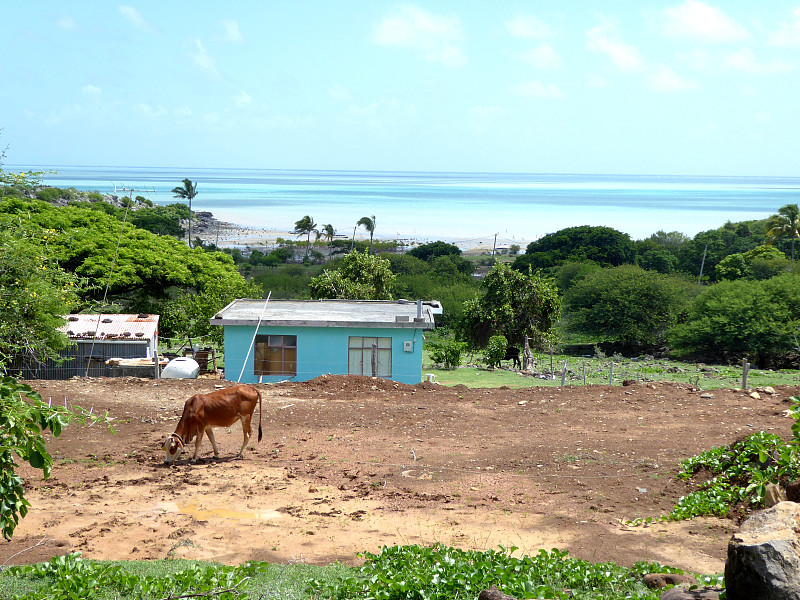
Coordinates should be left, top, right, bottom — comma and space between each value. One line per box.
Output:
767, 203, 800, 262
357, 215, 376, 254
293, 215, 318, 256
171, 178, 199, 248
317, 223, 335, 255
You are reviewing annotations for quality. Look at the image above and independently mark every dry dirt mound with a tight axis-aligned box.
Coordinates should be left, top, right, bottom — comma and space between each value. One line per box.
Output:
4, 376, 797, 573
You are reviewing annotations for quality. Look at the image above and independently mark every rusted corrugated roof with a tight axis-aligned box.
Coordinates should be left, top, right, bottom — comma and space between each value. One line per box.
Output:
59, 314, 159, 341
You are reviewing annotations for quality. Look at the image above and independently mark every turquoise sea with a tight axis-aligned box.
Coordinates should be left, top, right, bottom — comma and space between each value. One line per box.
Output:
11, 165, 800, 248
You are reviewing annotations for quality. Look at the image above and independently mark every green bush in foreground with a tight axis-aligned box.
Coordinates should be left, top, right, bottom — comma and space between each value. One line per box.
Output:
629, 397, 800, 526
309, 544, 706, 600
2, 545, 722, 600
669, 428, 800, 521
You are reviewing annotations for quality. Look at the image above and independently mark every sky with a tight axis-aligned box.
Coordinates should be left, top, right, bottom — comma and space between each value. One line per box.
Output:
3, 1, 800, 176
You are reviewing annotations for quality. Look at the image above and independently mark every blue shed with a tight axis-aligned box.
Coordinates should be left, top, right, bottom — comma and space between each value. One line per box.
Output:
210, 299, 439, 385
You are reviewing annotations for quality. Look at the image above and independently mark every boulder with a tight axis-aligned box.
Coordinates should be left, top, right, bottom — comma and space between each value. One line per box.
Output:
765, 483, 788, 508
478, 586, 517, 600
725, 501, 800, 600
643, 573, 697, 588
659, 588, 720, 599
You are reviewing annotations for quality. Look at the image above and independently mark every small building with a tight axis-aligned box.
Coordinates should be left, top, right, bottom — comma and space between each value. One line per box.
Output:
211, 299, 439, 385
12, 314, 159, 379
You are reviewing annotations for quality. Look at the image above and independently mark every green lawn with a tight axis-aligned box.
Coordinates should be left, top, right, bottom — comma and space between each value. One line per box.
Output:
422, 350, 800, 390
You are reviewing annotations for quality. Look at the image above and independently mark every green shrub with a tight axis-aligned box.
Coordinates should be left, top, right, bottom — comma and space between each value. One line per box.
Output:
565, 265, 696, 348
669, 272, 800, 366
483, 334, 508, 367
427, 338, 467, 369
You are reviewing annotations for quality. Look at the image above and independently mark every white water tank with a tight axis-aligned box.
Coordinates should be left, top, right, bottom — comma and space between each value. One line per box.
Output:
161, 357, 200, 379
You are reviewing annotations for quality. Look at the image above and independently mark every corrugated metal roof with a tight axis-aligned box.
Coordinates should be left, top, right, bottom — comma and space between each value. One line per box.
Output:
59, 314, 159, 341
211, 299, 437, 329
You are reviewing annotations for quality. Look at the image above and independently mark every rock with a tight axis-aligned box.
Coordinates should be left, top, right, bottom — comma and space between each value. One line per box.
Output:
764, 483, 788, 508
749, 391, 762, 400
478, 586, 518, 600
643, 573, 697, 589
787, 481, 800, 503
759, 386, 777, 395
700, 392, 715, 399
659, 588, 721, 599
725, 501, 800, 600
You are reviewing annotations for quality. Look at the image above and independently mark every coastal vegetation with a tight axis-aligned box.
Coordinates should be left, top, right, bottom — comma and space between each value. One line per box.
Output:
4, 166, 800, 599
3, 172, 800, 369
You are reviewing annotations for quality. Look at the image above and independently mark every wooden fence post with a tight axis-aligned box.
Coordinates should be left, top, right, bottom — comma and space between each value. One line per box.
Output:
741, 358, 750, 389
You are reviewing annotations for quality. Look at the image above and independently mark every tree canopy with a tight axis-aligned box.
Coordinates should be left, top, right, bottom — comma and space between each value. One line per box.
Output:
0, 197, 257, 345
309, 250, 396, 300
669, 273, 800, 367
407, 240, 462, 262
456, 263, 561, 350
513, 225, 636, 271
564, 264, 695, 349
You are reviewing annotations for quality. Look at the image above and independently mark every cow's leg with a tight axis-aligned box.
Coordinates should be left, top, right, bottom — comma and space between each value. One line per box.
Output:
206, 428, 220, 458
192, 434, 203, 462
237, 415, 252, 458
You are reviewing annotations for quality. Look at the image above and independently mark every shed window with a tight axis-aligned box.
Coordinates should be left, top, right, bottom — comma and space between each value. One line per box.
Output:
255, 335, 297, 376
348, 336, 392, 378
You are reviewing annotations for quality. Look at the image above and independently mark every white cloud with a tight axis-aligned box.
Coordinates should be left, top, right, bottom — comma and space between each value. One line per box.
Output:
118, 5, 157, 34
134, 103, 167, 118
510, 80, 563, 99
521, 43, 563, 70
232, 91, 252, 107
661, 1, 749, 43
186, 38, 218, 75
506, 15, 553, 40
648, 64, 697, 92
372, 4, 466, 67
58, 16, 78, 31
724, 48, 793, 74
81, 85, 102, 96
586, 74, 611, 88
219, 19, 243, 43
44, 104, 83, 125
769, 8, 800, 47
586, 19, 646, 72
329, 84, 352, 102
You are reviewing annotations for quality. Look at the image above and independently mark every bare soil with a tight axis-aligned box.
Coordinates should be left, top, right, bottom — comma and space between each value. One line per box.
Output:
4, 375, 797, 573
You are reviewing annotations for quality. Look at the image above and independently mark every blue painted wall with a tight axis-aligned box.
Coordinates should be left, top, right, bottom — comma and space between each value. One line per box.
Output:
223, 325, 426, 385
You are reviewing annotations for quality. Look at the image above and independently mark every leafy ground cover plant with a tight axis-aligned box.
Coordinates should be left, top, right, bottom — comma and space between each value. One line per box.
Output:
308, 544, 697, 600
669, 427, 800, 521
628, 397, 800, 525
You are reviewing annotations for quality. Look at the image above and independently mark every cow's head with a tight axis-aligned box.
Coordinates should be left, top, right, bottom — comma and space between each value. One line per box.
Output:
162, 433, 184, 464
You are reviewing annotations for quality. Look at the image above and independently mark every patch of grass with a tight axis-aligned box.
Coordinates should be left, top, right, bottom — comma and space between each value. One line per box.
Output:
1, 553, 349, 600
422, 349, 800, 390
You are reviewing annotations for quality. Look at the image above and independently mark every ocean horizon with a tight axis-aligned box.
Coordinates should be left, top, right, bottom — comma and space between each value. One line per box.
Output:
9, 164, 799, 248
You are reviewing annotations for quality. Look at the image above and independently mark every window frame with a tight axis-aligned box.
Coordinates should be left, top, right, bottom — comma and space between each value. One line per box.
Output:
348, 336, 392, 378
254, 334, 297, 376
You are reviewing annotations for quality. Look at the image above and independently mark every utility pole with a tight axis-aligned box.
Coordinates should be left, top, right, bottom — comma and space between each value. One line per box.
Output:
698, 243, 708, 285
491, 233, 498, 265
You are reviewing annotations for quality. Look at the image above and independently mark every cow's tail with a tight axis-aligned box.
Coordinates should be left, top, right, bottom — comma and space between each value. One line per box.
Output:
256, 387, 263, 443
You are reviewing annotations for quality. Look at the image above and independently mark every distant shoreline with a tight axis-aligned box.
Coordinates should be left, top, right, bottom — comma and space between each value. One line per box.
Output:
193, 214, 512, 255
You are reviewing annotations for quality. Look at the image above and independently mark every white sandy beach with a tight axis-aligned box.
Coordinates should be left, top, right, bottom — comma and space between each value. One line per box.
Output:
194, 216, 515, 255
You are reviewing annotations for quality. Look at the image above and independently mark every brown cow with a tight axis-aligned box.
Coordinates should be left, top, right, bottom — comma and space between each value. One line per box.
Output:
162, 384, 262, 464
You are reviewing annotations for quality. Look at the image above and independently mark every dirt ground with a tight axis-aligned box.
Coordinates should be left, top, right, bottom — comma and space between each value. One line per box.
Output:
4, 375, 798, 574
